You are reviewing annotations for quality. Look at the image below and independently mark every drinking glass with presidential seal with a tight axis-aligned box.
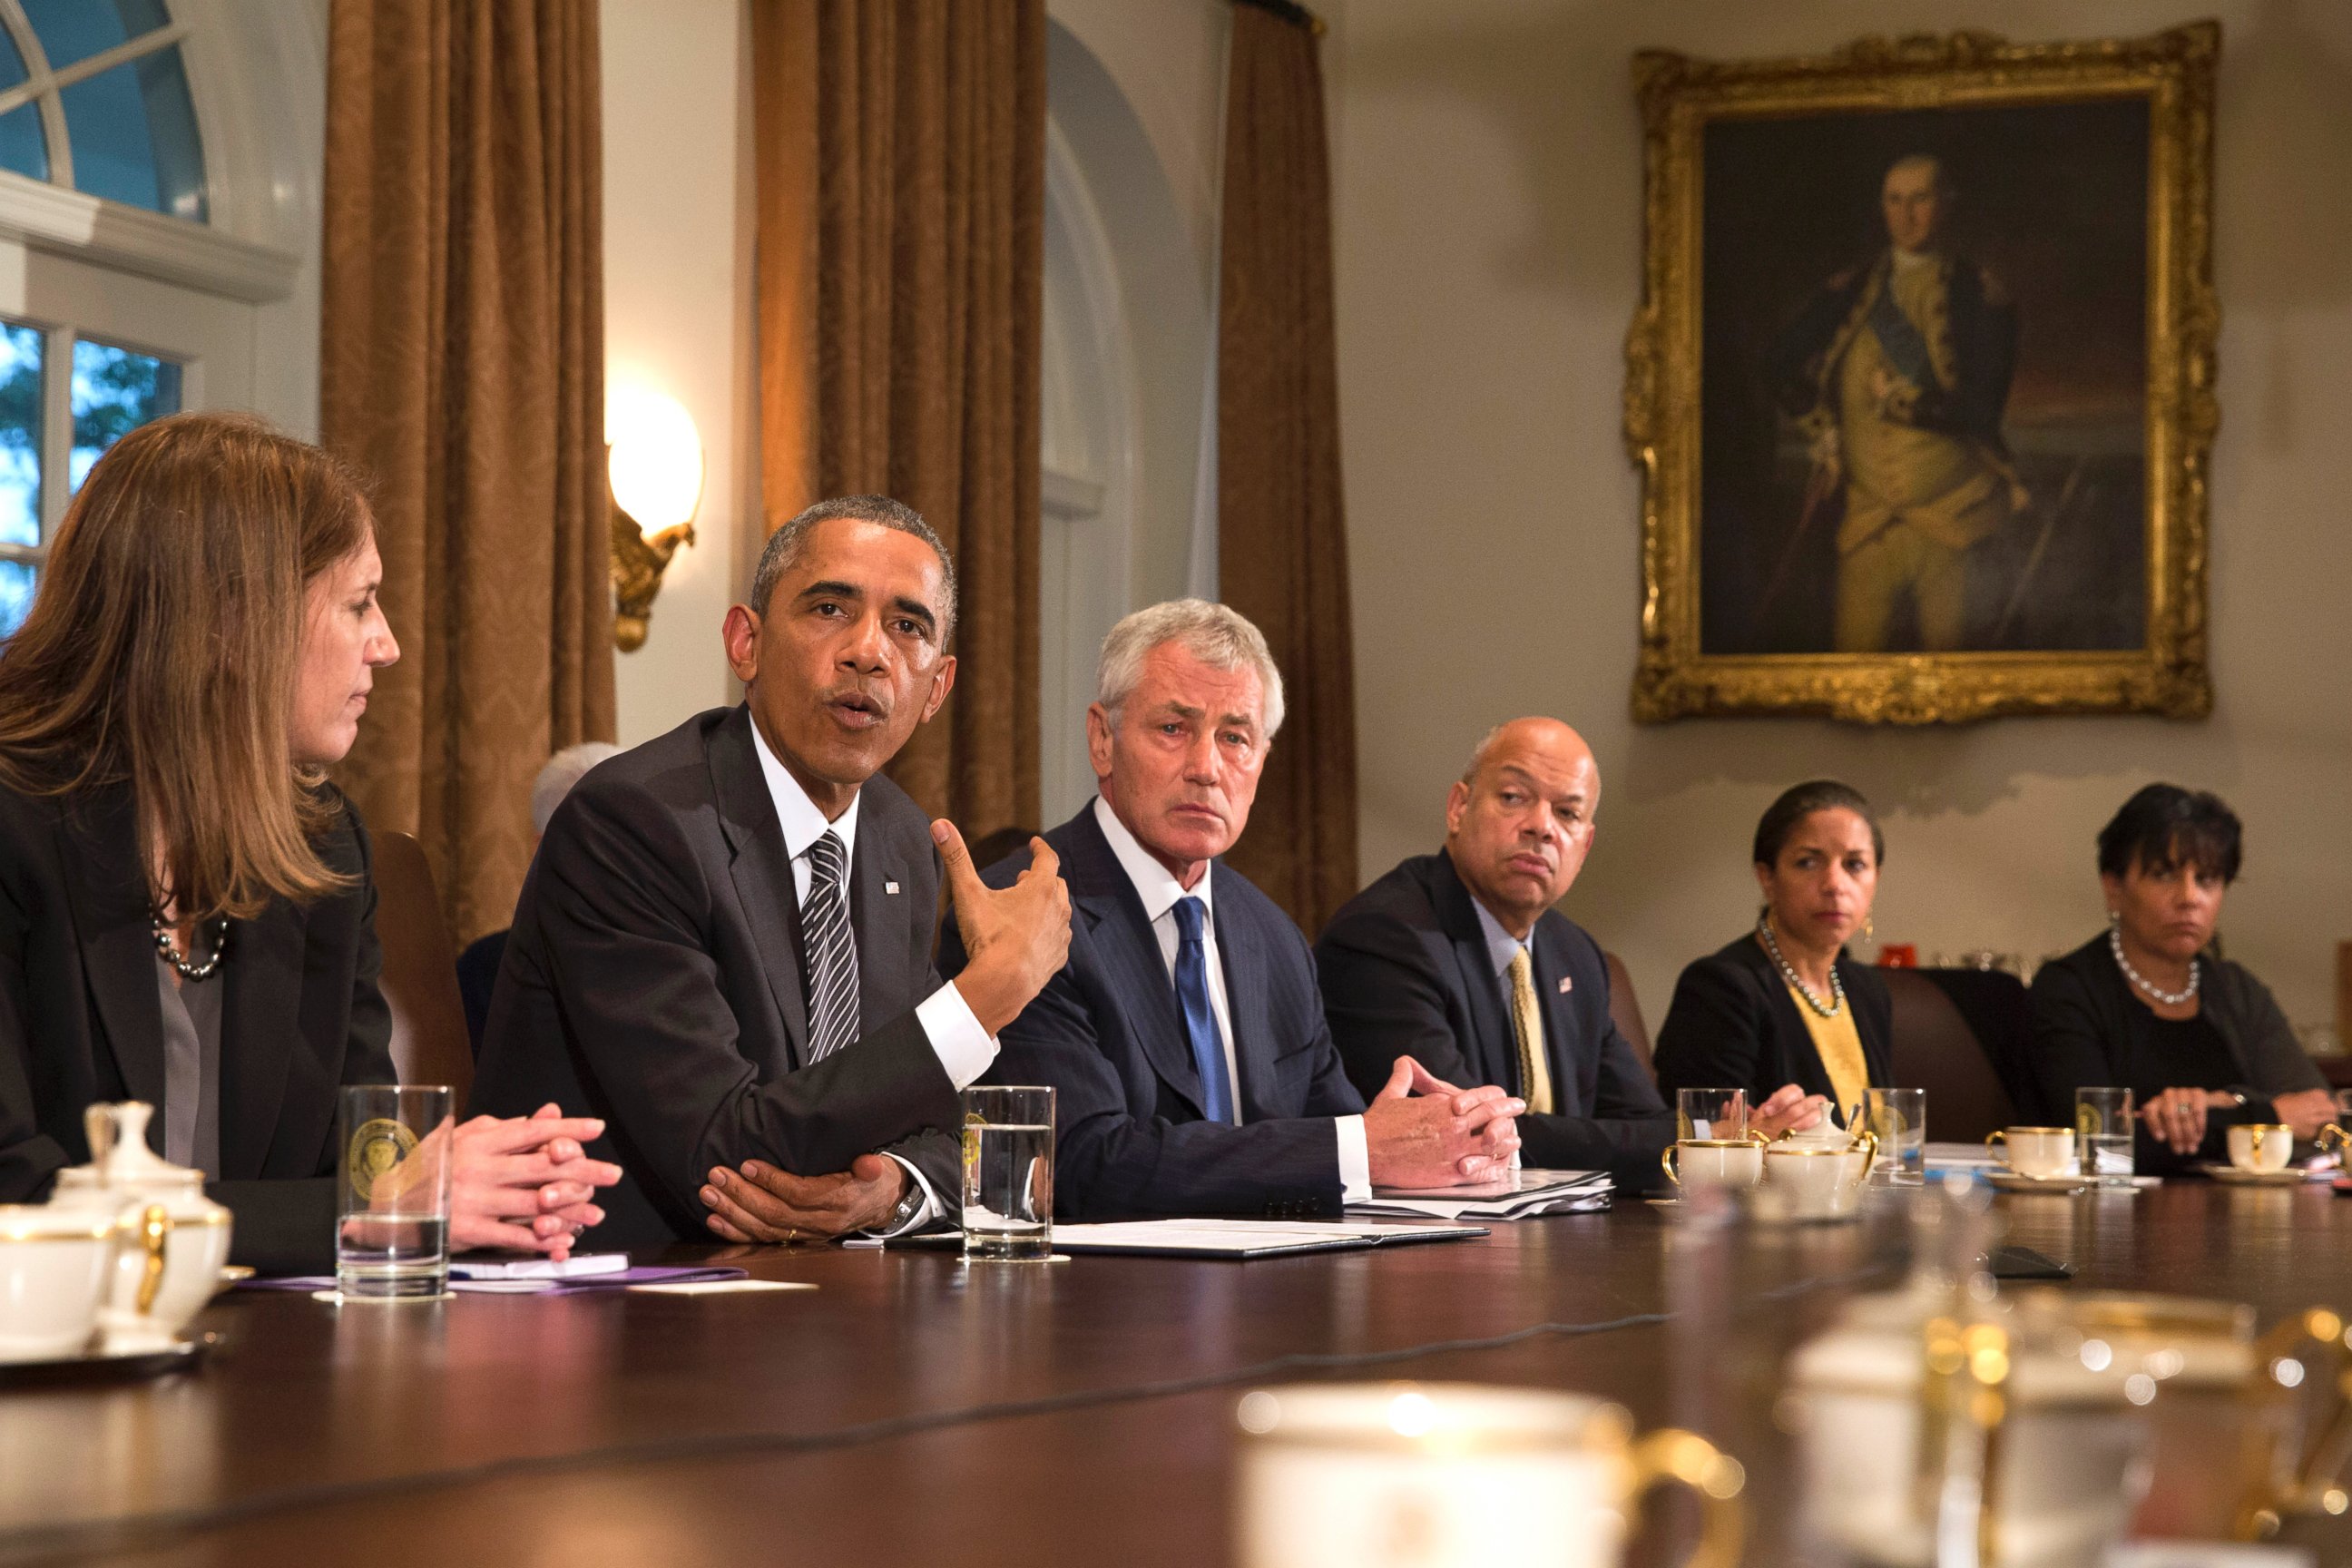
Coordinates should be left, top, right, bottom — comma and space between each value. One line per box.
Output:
336, 1085, 454, 1299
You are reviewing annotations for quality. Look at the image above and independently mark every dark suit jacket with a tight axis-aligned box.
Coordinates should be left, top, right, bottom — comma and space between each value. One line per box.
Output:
940, 802, 1366, 1220
1315, 851, 1671, 1182
456, 928, 505, 1058
1769, 250, 2019, 447
471, 705, 961, 1248
2029, 934, 2326, 1168
0, 777, 396, 1274
1652, 935, 1893, 1117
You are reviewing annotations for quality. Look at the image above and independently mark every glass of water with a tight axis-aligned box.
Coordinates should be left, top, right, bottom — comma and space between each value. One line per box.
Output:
2076, 1086, 2135, 1187
961, 1085, 1054, 1262
337, 1084, 454, 1299
1866, 1087, 1926, 1183
1677, 1087, 1749, 1143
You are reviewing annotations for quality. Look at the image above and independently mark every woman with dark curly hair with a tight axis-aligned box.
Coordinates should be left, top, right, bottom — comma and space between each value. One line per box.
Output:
2029, 784, 2332, 1169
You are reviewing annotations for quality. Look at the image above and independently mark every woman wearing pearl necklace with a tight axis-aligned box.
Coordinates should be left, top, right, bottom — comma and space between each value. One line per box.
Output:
1653, 780, 1893, 1138
2029, 785, 2333, 1168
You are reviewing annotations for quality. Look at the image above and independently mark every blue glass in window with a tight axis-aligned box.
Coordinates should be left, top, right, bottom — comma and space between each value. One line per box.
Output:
0, 103, 43, 182
19, 0, 171, 72
0, 559, 34, 637
0, 21, 26, 92
60, 44, 204, 220
69, 337, 179, 494
0, 321, 41, 548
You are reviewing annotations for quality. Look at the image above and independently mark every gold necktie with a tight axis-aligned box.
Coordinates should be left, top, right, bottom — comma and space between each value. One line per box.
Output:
1506, 948, 1554, 1115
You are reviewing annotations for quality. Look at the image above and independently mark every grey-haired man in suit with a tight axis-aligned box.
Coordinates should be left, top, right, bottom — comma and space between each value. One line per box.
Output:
944, 601, 1521, 1220
474, 496, 1070, 1247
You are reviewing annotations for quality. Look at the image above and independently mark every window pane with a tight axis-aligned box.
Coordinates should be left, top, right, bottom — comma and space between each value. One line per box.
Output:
18, 0, 172, 72
59, 44, 204, 220
0, 559, 34, 637
0, 102, 41, 184
0, 321, 40, 547
70, 337, 178, 493
0, 22, 26, 93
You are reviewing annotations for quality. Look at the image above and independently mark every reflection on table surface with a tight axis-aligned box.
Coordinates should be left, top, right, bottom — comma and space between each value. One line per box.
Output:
2, 1182, 2349, 1567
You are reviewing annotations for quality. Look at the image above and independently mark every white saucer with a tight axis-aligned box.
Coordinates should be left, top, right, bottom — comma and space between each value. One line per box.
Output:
2194, 1163, 2310, 1188
0, 1335, 205, 1385
1985, 1171, 2092, 1194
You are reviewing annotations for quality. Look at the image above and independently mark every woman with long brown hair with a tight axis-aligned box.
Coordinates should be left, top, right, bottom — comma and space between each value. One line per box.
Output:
0, 412, 617, 1271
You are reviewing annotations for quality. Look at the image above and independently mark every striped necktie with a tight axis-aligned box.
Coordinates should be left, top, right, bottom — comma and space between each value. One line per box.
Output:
803, 829, 859, 1063
1171, 896, 1234, 1123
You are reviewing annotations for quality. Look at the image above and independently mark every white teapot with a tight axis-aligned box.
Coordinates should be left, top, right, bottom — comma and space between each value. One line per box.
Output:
49, 1102, 233, 1352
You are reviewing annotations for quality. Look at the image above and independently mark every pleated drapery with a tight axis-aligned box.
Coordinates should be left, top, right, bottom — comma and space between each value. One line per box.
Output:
751, 0, 1044, 837
1217, 0, 1358, 936
318, 0, 614, 942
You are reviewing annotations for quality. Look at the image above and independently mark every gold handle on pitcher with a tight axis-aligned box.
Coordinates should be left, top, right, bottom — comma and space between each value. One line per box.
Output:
132, 1203, 171, 1316
1627, 1428, 1746, 1568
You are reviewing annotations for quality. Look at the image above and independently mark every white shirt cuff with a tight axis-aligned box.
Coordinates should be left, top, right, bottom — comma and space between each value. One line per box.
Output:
1336, 1113, 1371, 1203
917, 982, 1000, 1089
867, 1153, 942, 1238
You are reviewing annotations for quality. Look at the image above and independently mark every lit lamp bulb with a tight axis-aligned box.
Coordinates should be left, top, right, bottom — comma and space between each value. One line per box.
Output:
605, 386, 702, 652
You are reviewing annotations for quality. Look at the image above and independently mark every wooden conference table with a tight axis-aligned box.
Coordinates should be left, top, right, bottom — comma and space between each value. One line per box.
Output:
3, 1182, 2349, 1567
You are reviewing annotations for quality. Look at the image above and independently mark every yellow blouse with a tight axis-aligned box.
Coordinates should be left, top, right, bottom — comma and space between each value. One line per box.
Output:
1786, 979, 1871, 1126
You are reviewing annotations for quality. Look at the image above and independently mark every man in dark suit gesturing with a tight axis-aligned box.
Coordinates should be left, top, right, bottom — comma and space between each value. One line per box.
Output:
473, 496, 1070, 1248
945, 601, 1522, 1220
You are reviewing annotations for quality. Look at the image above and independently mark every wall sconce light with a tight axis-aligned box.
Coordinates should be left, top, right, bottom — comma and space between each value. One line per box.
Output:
607, 386, 703, 652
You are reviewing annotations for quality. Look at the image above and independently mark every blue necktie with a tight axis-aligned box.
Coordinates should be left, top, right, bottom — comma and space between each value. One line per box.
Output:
1171, 896, 1233, 1124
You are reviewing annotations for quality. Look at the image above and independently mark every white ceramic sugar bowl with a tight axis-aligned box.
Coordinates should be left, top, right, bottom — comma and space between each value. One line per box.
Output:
49, 1102, 233, 1352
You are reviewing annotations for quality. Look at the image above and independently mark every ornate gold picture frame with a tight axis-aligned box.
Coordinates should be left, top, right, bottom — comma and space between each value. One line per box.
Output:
1624, 24, 2216, 722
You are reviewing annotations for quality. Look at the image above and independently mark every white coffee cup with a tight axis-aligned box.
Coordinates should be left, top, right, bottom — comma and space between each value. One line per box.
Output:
1985, 1126, 2074, 1180
1235, 1382, 1744, 1568
0, 1206, 116, 1363
2227, 1123, 2293, 1173
1762, 1135, 1877, 1220
1661, 1134, 1769, 1191
1788, 1318, 2150, 1568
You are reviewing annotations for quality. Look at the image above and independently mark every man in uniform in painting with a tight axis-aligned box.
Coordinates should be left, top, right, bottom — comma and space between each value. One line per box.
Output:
1769, 152, 2026, 652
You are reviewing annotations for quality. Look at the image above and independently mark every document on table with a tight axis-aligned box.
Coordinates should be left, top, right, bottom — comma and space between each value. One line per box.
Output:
1348, 1167, 1613, 1221
898, 1219, 1488, 1259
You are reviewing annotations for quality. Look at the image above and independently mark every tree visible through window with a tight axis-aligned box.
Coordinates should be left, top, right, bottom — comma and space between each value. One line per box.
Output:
0, 0, 203, 633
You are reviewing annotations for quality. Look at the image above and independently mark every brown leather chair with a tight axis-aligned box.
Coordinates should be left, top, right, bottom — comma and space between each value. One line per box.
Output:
370, 830, 475, 1111
1884, 968, 2014, 1142
1602, 950, 1653, 1077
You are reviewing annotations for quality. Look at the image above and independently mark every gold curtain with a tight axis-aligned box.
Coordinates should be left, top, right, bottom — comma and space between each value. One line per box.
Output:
1217, 0, 1358, 935
319, 0, 615, 942
752, 0, 1044, 836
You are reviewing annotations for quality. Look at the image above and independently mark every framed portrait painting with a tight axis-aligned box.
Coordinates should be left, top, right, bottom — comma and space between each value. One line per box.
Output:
1623, 24, 2217, 722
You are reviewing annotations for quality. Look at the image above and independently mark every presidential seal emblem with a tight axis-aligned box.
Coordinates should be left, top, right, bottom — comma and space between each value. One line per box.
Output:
347, 1117, 418, 1201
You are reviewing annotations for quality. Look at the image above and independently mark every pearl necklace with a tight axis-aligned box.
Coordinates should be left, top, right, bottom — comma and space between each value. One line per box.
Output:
2109, 923, 2197, 1007
152, 916, 230, 983
1758, 914, 1845, 1019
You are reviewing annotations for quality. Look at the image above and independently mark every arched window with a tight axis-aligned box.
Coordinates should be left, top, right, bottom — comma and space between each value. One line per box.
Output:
0, 0, 287, 635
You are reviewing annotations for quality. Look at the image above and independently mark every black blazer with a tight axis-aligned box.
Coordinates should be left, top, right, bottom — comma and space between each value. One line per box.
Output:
471, 705, 961, 1247
1315, 851, 1671, 1181
1652, 935, 1893, 1117
940, 802, 1366, 1220
2028, 934, 2327, 1163
0, 778, 395, 1274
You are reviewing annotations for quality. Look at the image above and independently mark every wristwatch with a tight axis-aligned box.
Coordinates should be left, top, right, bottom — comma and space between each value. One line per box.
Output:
882, 1172, 928, 1233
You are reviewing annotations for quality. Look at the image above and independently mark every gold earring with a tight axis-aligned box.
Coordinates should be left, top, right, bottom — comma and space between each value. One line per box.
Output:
1863, 915, 1875, 943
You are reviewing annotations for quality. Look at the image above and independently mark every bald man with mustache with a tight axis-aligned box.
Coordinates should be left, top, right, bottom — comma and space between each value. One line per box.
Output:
1317, 720, 1820, 1186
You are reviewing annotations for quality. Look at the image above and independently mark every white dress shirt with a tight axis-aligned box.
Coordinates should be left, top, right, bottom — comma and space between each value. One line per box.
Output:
751, 721, 995, 1232
1091, 796, 1370, 1200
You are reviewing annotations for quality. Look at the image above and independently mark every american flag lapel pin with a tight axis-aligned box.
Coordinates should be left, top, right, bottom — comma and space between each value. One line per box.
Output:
1558, 976, 1573, 994
885, 880, 901, 896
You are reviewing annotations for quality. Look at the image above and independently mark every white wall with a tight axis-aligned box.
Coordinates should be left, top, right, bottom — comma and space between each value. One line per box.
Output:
602, 0, 750, 745
1328, 0, 2352, 1030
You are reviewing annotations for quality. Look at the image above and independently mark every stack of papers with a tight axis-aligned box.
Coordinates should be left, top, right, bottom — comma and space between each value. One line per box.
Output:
1047, 1219, 1486, 1258
1348, 1167, 1612, 1221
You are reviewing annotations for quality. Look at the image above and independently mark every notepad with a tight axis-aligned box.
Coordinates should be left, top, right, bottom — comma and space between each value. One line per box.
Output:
917, 1219, 1488, 1259
1351, 1168, 1613, 1221
448, 1252, 631, 1280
